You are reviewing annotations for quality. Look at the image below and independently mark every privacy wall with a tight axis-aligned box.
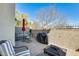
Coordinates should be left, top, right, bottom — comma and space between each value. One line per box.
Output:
0, 3, 15, 45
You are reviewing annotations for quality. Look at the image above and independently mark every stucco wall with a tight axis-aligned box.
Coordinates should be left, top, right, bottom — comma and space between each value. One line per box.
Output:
48, 29, 79, 50
0, 3, 15, 45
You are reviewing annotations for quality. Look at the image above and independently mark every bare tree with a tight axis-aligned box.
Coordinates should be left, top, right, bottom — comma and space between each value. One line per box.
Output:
36, 6, 67, 29
54, 14, 68, 28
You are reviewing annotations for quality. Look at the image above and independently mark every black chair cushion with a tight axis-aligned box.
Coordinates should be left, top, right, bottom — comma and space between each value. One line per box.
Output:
0, 40, 7, 44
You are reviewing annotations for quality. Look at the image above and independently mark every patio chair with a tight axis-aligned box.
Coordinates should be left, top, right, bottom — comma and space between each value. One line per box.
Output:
15, 27, 31, 41
0, 40, 30, 56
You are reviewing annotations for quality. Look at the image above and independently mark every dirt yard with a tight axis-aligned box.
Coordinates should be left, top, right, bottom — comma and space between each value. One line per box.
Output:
48, 29, 79, 56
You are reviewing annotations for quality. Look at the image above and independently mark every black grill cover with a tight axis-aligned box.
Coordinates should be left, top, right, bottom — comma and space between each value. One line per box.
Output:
36, 32, 48, 44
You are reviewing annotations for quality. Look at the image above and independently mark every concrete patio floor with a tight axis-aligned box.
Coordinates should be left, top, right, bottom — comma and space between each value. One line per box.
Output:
15, 38, 48, 56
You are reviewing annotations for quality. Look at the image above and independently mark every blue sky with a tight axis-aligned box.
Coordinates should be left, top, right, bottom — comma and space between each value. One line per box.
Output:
16, 3, 79, 25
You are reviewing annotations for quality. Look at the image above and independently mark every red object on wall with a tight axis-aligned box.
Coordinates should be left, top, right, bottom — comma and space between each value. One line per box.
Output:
22, 18, 26, 32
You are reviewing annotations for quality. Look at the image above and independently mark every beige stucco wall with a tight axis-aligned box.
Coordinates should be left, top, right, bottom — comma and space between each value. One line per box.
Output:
48, 29, 79, 50
0, 3, 15, 45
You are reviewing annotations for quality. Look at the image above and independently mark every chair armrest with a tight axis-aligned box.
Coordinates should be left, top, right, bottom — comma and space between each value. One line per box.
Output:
14, 46, 28, 49
14, 46, 29, 53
